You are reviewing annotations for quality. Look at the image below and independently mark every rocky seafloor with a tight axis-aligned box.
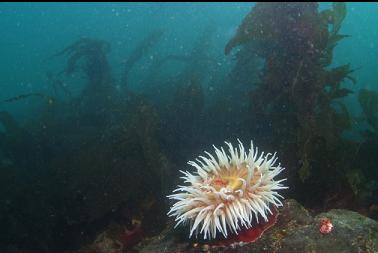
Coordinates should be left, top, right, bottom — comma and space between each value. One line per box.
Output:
133, 199, 378, 253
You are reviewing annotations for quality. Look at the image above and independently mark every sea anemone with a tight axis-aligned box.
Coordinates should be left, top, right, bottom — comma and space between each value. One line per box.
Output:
167, 140, 287, 241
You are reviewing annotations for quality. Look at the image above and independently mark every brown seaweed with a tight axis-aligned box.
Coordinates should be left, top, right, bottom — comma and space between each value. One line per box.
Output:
226, 2, 358, 208
53, 38, 112, 90
52, 38, 116, 126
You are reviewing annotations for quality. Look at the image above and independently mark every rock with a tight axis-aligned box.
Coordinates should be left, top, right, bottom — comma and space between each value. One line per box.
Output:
135, 199, 378, 253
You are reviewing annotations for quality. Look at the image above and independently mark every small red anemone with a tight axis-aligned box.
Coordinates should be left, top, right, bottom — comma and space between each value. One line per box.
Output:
319, 218, 333, 234
119, 223, 144, 250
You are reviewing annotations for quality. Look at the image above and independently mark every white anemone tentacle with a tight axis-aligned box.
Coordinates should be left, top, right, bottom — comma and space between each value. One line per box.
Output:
167, 140, 287, 239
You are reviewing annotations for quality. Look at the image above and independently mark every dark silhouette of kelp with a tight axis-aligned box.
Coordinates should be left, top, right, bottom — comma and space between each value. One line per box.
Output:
140, 25, 214, 97
0, 34, 171, 252
359, 89, 378, 133
121, 30, 164, 88
0, 92, 54, 105
158, 27, 215, 164
52, 38, 115, 126
54, 38, 111, 85
46, 71, 72, 100
226, 2, 361, 209
351, 89, 378, 210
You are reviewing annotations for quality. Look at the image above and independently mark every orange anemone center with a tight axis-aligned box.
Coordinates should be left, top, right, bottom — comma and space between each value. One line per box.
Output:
209, 163, 262, 192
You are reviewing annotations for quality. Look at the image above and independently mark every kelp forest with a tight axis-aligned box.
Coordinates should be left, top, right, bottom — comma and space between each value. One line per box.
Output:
0, 2, 377, 253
